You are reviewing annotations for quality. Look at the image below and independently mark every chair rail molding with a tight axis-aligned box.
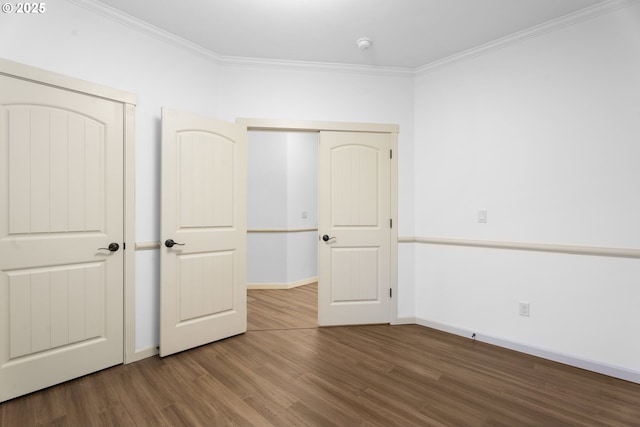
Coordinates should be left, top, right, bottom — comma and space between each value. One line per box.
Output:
399, 236, 640, 259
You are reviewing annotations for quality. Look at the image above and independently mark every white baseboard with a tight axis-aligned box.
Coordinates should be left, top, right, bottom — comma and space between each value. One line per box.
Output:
392, 316, 416, 325
414, 317, 640, 384
125, 345, 159, 364
247, 276, 318, 290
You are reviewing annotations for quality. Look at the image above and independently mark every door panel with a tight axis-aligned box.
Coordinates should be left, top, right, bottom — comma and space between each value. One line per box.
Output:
331, 144, 380, 226
0, 75, 124, 402
7, 263, 105, 358
318, 131, 391, 326
160, 108, 247, 357
331, 247, 380, 301
178, 131, 234, 227
177, 251, 234, 321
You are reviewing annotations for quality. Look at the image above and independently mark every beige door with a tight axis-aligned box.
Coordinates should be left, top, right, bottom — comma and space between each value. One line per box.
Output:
318, 131, 392, 326
0, 75, 124, 402
160, 108, 247, 357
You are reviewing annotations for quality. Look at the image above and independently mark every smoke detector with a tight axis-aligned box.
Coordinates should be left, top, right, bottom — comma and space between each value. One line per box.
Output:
357, 37, 372, 50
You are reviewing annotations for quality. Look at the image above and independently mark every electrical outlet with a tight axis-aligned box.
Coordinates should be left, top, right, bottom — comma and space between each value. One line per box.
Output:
519, 302, 530, 317
478, 210, 487, 223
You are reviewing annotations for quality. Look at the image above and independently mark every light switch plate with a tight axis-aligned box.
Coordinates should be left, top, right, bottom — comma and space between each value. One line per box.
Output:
519, 302, 530, 317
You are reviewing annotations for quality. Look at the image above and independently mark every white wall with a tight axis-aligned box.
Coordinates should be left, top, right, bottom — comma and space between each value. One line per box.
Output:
412, 4, 640, 377
286, 133, 319, 283
247, 131, 289, 284
286, 133, 318, 230
247, 234, 289, 284
248, 132, 289, 229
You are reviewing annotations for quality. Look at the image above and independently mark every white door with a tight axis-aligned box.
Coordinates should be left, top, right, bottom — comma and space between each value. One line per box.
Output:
0, 75, 124, 402
318, 131, 392, 326
160, 108, 247, 357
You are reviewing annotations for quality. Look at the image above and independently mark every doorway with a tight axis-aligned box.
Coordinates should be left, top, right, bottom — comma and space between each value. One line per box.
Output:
247, 131, 318, 290
247, 130, 318, 330
241, 118, 400, 328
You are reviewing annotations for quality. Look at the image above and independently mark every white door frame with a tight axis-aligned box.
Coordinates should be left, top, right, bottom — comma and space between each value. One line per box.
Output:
0, 59, 138, 364
237, 118, 399, 324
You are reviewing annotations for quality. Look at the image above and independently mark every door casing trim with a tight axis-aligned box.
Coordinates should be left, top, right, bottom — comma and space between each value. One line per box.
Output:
238, 118, 399, 325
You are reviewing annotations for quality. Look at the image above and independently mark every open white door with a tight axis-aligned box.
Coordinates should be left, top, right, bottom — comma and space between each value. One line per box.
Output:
318, 131, 393, 326
0, 74, 124, 402
160, 108, 247, 357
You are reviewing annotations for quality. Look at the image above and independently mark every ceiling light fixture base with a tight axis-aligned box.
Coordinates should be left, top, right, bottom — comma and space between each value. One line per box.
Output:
357, 37, 372, 50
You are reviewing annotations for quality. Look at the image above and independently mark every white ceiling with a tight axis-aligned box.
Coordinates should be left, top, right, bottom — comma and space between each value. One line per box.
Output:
95, 0, 606, 69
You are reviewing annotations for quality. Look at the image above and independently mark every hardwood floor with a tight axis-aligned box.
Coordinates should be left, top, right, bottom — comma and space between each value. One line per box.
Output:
247, 283, 317, 331
2, 283, 640, 426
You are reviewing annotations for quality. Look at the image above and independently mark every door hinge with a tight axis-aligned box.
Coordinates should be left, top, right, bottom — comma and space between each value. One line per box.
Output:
390, 218, 393, 228
389, 288, 393, 298
390, 149, 393, 159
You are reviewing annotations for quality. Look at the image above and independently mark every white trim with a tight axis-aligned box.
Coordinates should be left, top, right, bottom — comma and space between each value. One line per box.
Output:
220, 56, 415, 78
399, 236, 640, 259
247, 277, 318, 290
248, 228, 318, 233
123, 104, 136, 364
67, 0, 223, 65
389, 133, 399, 324
415, 0, 640, 75
414, 318, 640, 384
0, 58, 136, 104
126, 345, 159, 364
135, 230, 319, 250
135, 241, 161, 251
239, 118, 399, 133
392, 316, 416, 325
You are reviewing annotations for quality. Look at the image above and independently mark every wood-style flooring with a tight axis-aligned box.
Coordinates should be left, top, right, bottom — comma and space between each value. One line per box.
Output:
2, 283, 640, 426
247, 283, 317, 331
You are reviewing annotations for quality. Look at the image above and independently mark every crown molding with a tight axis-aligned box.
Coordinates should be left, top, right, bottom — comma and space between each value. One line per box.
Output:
415, 0, 640, 75
66, 0, 414, 77
67, 0, 224, 64
217, 56, 415, 78
69, 0, 638, 78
